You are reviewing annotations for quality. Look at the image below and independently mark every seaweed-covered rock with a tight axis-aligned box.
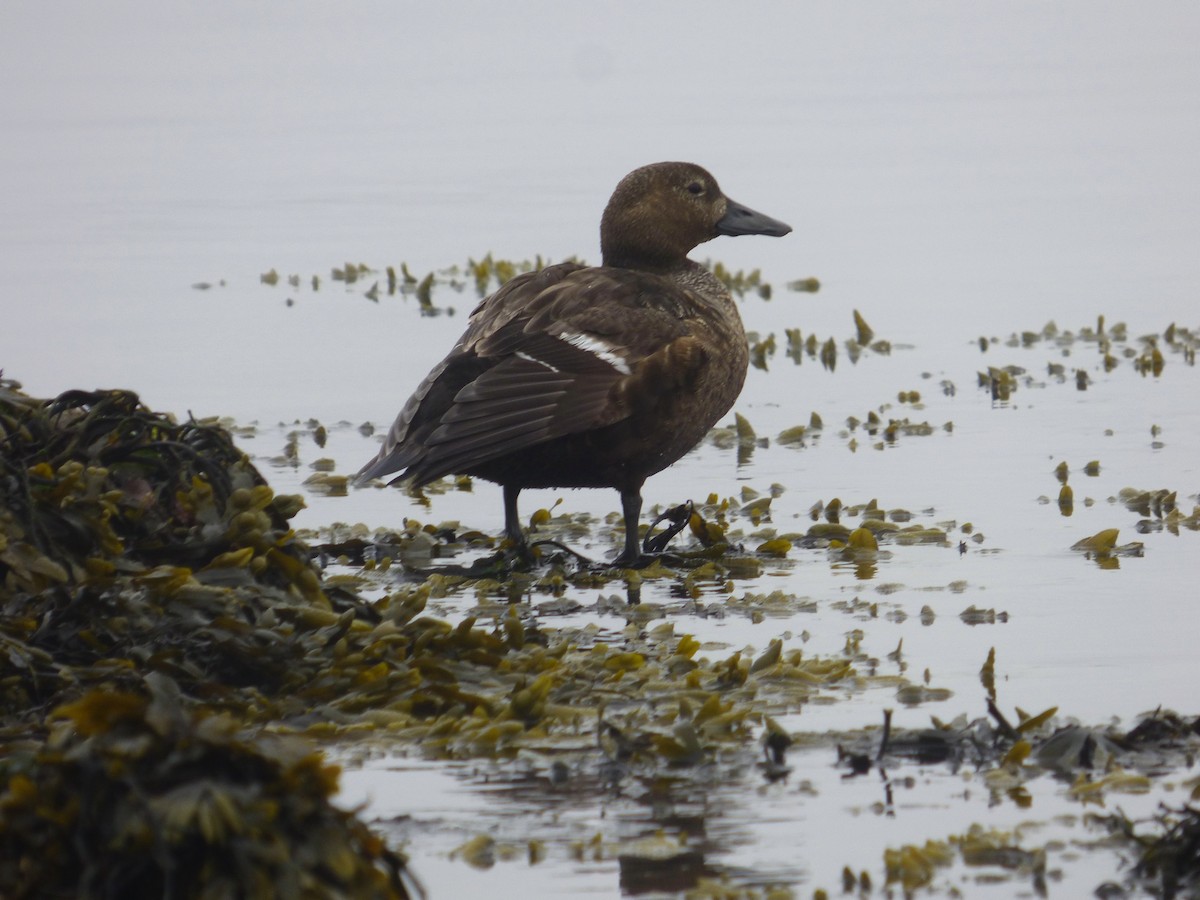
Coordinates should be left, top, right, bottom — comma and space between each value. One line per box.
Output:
0, 383, 355, 720
0, 384, 313, 594
0, 672, 416, 899
0, 382, 426, 896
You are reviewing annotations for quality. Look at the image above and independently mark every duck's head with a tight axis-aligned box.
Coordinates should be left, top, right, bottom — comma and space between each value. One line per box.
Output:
600, 161, 792, 271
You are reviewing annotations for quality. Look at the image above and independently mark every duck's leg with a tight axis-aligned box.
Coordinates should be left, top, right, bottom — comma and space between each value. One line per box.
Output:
502, 484, 525, 548
612, 485, 644, 567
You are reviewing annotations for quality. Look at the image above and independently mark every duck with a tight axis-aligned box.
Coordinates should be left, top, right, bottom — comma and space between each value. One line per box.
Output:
357, 161, 791, 566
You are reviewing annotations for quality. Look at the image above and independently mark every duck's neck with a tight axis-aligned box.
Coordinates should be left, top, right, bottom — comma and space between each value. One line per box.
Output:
600, 246, 681, 274
670, 261, 733, 303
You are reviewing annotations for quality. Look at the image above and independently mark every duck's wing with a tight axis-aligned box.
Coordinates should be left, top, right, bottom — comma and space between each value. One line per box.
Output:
359, 265, 712, 486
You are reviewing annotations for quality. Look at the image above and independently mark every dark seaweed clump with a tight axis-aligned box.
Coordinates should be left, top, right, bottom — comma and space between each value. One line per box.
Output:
1133, 805, 1200, 899
1098, 802, 1200, 900
0, 382, 418, 898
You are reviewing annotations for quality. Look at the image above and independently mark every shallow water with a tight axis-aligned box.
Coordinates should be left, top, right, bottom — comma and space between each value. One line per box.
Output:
4, 3, 1199, 896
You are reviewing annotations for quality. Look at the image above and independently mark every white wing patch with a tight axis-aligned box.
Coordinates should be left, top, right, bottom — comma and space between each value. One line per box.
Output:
563, 331, 631, 375
515, 351, 562, 373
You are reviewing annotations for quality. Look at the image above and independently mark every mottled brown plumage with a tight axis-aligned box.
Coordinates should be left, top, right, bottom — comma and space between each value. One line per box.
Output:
358, 162, 791, 565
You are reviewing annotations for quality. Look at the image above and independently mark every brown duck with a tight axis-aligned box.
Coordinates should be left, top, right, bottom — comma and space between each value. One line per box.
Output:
357, 161, 791, 565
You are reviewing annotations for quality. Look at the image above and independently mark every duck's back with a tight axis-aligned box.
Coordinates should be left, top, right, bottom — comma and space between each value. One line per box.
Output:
359, 259, 748, 492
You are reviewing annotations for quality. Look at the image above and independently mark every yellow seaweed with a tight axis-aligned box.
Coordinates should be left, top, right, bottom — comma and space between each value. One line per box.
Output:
1072, 528, 1119, 553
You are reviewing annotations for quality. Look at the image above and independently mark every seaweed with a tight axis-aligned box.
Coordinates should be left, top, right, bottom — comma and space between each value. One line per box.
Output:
0, 673, 417, 899
1, 383, 421, 897
1131, 805, 1200, 898
6, 358, 1198, 897
0, 386, 351, 721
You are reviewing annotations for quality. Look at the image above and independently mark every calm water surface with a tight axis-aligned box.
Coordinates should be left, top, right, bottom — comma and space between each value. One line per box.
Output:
3, 3, 1199, 896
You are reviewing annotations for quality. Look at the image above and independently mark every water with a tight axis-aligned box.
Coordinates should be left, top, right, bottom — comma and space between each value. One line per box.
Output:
3, 3, 1199, 896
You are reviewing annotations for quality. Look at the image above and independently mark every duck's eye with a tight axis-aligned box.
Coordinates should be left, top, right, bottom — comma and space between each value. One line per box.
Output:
686, 181, 704, 196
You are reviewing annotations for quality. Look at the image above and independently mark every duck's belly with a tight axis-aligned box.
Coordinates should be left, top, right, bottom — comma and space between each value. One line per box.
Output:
466, 382, 739, 492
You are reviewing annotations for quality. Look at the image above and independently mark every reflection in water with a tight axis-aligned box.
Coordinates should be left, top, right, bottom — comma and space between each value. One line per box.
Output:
853, 558, 878, 581
492, 764, 805, 896
616, 786, 714, 896
371, 755, 811, 896
619, 849, 711, 896
624, 577, 641, 605
1058, 484, 1075, 516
